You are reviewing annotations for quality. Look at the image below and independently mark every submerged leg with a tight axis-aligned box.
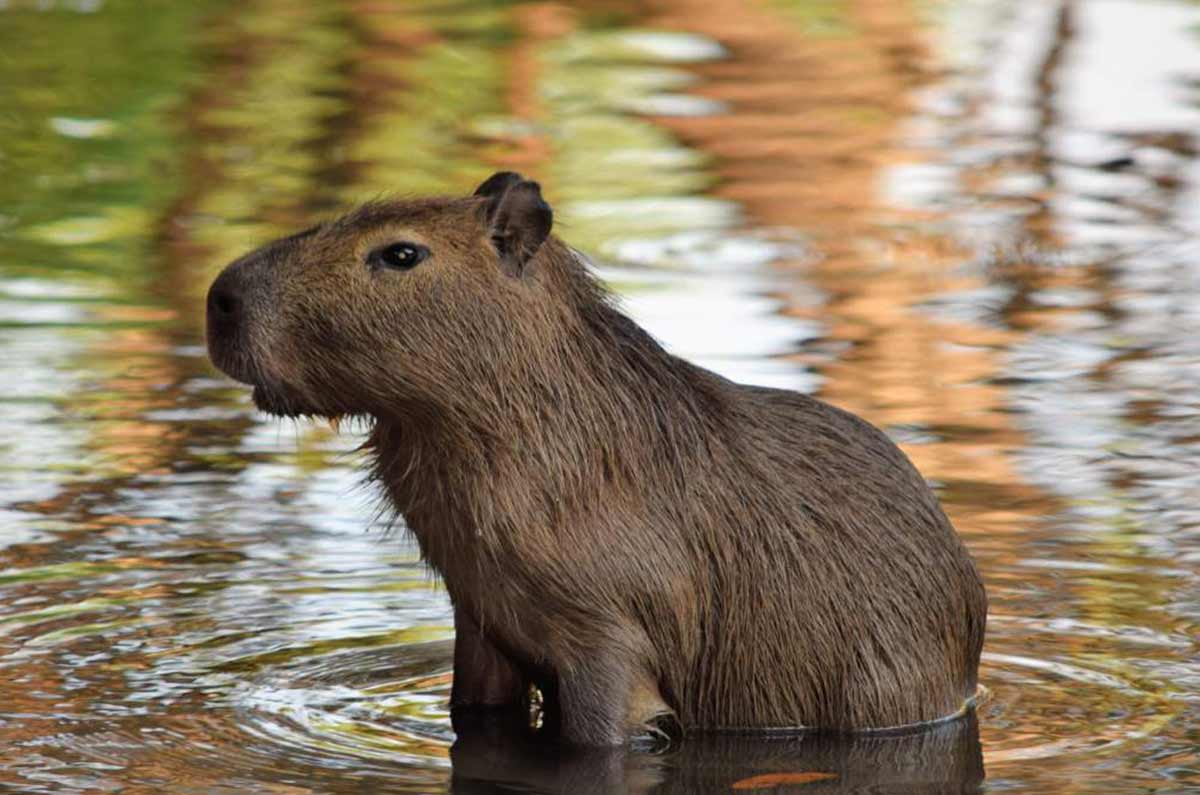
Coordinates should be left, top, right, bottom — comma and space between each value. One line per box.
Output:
555, 649, 674, 747
450, 608, 529, 711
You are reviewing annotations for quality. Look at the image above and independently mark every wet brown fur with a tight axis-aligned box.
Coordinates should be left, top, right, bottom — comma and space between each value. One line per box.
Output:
206, 174, 987, 746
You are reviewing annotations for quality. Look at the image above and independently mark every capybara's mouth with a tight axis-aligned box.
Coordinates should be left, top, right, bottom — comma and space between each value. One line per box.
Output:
206, 341, 330, 420
207, 344, 313, 418
251, 383, 302, 417
252, 383, 330, 420
249, 384, 357, 433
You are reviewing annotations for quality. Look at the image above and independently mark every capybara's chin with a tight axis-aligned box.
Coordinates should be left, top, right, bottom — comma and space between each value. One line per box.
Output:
208, 342, 338, 419
205, 171, 988, 747
248, 383, 321, 419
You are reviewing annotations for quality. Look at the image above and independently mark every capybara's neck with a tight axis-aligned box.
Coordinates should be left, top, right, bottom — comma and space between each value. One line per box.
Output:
364, 241, 731, 569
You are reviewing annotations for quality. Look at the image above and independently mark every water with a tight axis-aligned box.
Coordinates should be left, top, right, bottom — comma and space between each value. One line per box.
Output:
1, 0, 1197, 792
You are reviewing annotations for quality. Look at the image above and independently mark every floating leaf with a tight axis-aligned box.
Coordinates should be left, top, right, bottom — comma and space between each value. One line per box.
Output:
732, 771, 838, 790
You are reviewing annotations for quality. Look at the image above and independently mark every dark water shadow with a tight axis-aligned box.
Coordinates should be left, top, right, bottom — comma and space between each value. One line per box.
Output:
449, 711, 983, 794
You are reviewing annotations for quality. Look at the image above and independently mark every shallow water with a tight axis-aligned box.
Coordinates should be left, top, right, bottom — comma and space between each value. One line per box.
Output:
0, 0, 1198, 792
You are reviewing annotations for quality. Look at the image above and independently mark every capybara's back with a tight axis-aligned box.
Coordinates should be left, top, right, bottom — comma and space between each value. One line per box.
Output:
206, 172, 987, 745
653, 381, 985, 730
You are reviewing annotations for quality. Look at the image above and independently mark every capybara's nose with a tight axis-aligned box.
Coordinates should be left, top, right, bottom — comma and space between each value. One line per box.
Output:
206, 262, 261, 384
206, 263, 252, 379
206, 266, 243, 334
208, 284, 240, 320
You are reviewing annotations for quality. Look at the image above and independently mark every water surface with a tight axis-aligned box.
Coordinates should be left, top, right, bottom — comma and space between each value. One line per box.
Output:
0, 0, 1198, 792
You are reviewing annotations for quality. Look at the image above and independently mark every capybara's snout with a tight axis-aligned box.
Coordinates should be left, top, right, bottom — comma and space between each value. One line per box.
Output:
206, 264, 241, 341
207, 269, 241, 329
205, 256, 268, 387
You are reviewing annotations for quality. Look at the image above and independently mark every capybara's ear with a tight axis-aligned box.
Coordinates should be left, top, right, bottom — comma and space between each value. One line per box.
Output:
473, 171, 523, 199
479, 177, 552, 277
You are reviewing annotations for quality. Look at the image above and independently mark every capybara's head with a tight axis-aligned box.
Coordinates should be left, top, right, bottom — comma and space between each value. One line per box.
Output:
206, 173, 565, 420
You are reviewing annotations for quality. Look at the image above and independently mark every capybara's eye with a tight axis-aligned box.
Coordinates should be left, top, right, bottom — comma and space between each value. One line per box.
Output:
370, 242, 428, 271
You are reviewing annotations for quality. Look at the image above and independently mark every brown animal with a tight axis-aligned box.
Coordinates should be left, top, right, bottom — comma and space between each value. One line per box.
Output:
206, 172, 987, 746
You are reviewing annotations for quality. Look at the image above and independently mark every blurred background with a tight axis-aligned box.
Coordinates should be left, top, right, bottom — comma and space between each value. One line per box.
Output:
1, 0, 1198, 792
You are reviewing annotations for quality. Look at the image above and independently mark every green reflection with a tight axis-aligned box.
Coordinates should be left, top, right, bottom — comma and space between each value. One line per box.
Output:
0, 0, 228, 290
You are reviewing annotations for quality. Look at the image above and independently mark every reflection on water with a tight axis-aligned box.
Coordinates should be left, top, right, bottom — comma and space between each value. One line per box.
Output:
450, 712, 983, 794
0, 0, 1198, 793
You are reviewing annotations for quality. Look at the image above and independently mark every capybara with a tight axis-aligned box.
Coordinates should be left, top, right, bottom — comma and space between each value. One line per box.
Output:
206, 172, 987, 746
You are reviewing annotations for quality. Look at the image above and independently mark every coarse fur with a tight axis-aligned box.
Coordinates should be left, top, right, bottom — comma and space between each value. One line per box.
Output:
206, 173, 987, 746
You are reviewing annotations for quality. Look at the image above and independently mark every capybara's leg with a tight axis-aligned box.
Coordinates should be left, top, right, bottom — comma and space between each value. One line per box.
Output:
450, 608, 529, 711
557, 653, 645, 746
